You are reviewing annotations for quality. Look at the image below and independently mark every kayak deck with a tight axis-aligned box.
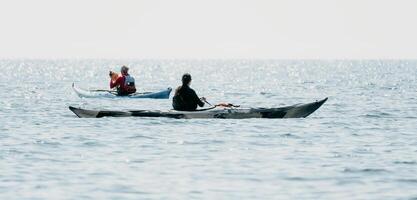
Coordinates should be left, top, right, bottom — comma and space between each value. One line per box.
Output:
69, 98, 328, 119
72, 83, 172, 99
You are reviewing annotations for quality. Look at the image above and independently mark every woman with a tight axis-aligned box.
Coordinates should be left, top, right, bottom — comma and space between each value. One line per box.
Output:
172, 73, 206, 111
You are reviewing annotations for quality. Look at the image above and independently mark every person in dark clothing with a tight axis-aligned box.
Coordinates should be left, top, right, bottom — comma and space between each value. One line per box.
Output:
172, 73, 206, 111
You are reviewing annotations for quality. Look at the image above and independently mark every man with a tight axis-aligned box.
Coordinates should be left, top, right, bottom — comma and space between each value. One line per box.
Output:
109, 66, 136, 96
172, 73, 206, 111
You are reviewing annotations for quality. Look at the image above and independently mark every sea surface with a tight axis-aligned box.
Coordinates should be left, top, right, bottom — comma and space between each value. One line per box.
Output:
1, 60, 416, 199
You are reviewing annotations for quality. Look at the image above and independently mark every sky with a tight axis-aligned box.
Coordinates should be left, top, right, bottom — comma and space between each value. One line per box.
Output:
0, 0, 417, 59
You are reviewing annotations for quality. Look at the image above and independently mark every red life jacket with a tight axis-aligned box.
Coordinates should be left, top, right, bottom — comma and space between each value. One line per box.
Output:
111, 74, 136, 95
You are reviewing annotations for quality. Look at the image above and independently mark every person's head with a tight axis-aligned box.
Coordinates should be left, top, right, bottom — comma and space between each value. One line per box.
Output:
182, 73, 192, 86
121, 66, 129, 75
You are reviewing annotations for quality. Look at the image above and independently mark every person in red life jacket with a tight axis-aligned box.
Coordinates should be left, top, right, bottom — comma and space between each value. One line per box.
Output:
109, 66, 136, 96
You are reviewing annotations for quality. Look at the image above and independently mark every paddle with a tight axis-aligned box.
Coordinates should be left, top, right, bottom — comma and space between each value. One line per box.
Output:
73, 82, 116, 92
88, 88, 150, 95
201, 98, 213, 106
90, 89, 116, 92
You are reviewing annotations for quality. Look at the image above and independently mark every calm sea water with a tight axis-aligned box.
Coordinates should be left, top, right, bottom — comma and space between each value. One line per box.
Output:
1, 60, 416, 199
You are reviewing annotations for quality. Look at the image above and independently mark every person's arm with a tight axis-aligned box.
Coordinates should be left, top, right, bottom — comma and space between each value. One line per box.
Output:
110, 76, 123, 89
191, 90, 205, 107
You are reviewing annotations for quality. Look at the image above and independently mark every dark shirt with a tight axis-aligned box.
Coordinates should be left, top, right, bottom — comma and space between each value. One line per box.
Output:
172, 85, 204, 111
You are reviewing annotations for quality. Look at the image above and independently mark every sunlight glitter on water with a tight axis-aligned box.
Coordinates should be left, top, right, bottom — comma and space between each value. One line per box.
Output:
1, 60, 416, 199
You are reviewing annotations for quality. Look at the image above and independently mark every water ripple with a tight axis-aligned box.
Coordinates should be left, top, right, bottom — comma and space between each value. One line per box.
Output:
1, 59, 416, 199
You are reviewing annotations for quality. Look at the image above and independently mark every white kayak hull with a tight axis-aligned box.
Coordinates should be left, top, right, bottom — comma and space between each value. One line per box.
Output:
69, 98, 328, 119
72, 83, 171, 99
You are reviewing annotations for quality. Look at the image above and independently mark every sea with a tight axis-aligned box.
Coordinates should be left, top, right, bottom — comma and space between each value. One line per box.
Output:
1, 60, 416, 199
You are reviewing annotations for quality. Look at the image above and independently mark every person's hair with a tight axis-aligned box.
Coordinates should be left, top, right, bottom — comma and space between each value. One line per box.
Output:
182, 73, 191, 85
121, 66, 129, 74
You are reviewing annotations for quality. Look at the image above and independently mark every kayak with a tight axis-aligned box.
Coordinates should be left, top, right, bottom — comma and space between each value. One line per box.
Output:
72, 83, 172, 99
69, 98, 327, 119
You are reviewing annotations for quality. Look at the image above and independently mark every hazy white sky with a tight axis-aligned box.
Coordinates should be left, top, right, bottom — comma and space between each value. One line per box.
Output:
1, 0, 417, 59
